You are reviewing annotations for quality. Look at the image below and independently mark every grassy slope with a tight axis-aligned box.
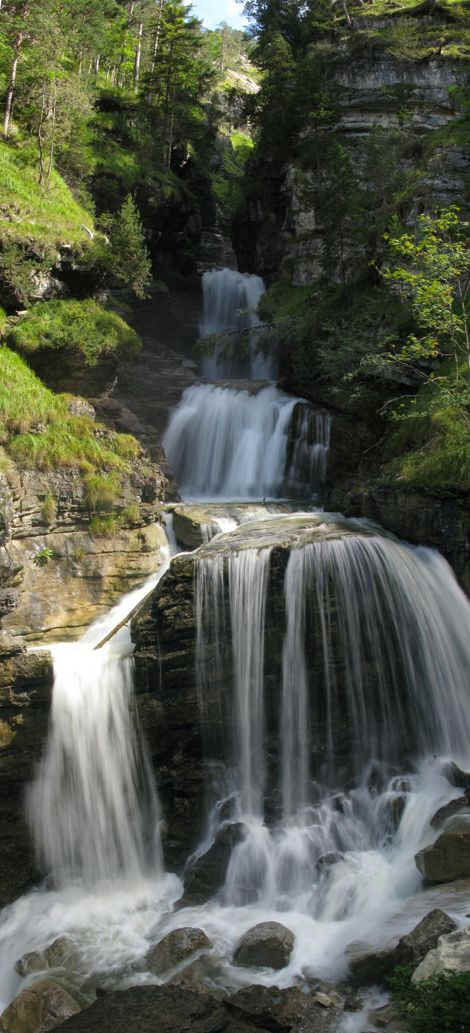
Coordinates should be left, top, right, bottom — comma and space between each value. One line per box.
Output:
0, 139, 93, 248
0, 347, 139, 478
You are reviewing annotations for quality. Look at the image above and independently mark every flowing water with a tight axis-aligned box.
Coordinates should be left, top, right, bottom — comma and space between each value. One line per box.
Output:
163, 384, 331, 500
200, 268, 273, 379
2, 273, 470, 1026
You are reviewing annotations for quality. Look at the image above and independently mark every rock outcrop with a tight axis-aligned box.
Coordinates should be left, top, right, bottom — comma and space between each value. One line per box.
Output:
347, 908, 458, 985
412, 925, 470, 982
47, 984, 341, 1033
415, 816, 470, 883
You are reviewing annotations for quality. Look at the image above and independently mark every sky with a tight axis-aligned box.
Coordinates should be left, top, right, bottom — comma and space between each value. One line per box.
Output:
188, 0, 248, 31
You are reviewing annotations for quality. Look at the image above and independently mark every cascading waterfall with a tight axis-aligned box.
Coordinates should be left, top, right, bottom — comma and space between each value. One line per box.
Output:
28, 561, 172, 887
200, 268, 273, 380
162, 384, 330, 500
192, 526, 470, 926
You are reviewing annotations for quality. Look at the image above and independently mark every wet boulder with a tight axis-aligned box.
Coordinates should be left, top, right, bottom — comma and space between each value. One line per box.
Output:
233, 921, 295, 970
412, 926, 470, 982
16, 937, 81, 979
441, 761, 470, 791
145, 928, 212, 976
0, 977, 82, 1033
430, 792, 470, 828
347, 909, 457, 985
415, 816, 470, 882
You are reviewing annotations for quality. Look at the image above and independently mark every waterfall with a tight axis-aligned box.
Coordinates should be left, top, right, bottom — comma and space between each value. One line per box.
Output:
229, 549, 271, 818
199, 268, 273, 379
162, 384, 330, 501
27, 561, 171, 887
193, 526, 470, 916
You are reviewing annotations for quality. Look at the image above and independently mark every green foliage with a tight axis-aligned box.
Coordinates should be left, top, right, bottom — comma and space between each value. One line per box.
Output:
33, 546, 58, 567
84, 471, 122, 511
383, 206, 470, 365
41, 493, 57, 525
121, 501, 140, 524
9, 299, 141, 366
389, 964, 470, 1032
212, 132, 253, 229
0, 139, 93, 247
89, 514, 121, 537
0, 346, 140, 475
104, 196, 151, 298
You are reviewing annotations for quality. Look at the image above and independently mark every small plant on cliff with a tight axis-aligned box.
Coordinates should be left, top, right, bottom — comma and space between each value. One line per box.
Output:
33, 545, 57, 567
41, 493, 57, 525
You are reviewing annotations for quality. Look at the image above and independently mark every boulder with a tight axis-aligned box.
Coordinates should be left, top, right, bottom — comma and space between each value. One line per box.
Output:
412, 926, 470, 983
0, 977, 81, 1033
41, 984, 340, 1033
415, 817, 470, 882
430, 793, 470, 828
347, 909, 457, 986
441, 761, 470, 791
227, 984, 341, 1031
233, 922, 295, 970
145, 928, 212, 976
16, 938, 81, 978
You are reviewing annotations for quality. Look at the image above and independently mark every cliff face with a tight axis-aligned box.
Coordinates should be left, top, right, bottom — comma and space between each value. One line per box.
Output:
235, 34, 468, 285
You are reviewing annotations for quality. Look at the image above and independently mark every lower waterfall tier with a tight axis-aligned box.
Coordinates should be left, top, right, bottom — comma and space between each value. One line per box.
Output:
132, 513, 470, 871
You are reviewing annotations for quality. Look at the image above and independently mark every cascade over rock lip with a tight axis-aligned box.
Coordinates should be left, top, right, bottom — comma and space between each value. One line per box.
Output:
196, 512, 378, 555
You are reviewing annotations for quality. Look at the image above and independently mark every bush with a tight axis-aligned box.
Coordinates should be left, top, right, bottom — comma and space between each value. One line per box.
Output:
9, 299, 141, 368
389, 965, 470, 1033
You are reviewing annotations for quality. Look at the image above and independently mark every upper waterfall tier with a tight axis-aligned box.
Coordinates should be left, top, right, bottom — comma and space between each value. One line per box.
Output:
162, 383, 331, 501
199, 268, 274, 380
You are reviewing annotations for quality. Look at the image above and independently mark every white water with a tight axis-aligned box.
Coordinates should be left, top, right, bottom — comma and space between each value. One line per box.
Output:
200, 268, 273, 379
163, 384, 331, 500
2, 264, 470, 1026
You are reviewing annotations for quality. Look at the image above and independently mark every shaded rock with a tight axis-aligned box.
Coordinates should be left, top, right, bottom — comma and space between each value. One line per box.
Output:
316, 852, 343, 874
227, 984, 339, 1030
367, 1002, 409, 1032
415, 817, 470, 883
431, 792, 470, 828
145, 927, 212, 976
441, 761, 470, 791
395, 908, 458, 965
347, 909, 457, 986
346, 942, 398, 987
172, 506, 216, 549
233, 922, 295, 970
412, 925, 470, 982
0, 977, 81, 1033
16, 937, 80, 977
182, 823, 244, 905
49, 984, 339, 1033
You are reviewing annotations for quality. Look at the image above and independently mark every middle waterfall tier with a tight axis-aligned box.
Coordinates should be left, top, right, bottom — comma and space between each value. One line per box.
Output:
162, 383, 331, 501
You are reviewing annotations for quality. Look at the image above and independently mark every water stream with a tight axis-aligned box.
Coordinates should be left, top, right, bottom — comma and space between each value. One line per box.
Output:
1, 270, 470, 1027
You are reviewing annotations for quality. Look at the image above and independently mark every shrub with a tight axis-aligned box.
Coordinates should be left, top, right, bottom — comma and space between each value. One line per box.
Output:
389, 965, 470, 1033
33, 546, 58, 567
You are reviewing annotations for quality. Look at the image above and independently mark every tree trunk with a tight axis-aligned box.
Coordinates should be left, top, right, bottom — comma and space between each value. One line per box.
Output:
134, 21, 143, 93
4, 31, 24, 137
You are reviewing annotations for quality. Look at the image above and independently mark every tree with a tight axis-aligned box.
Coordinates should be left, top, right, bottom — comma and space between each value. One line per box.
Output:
108, 194, 151, 297
383, 206, 470, 373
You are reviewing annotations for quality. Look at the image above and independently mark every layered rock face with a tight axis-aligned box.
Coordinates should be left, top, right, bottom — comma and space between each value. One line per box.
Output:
235, 28, 467, 284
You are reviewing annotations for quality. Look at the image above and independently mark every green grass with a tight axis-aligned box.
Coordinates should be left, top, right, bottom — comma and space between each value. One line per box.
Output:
9, 299, 141, 367
0, 346, 140, 476
0, 138, 94, 248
